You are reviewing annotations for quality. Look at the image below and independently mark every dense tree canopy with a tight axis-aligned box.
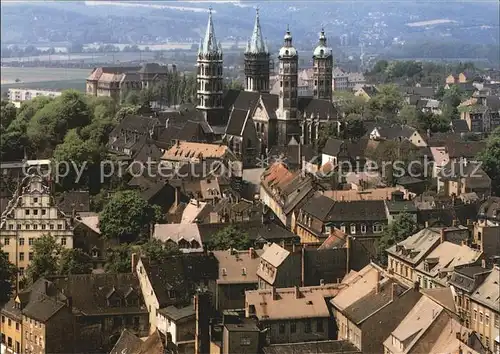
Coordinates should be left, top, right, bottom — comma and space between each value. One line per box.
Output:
26, 235, 62, 284
0, 251, 16, 304
205, 225, 252, 250
478, 127, 500, 196
58, 248, 93, 275
377, 213, 419, 265
99, 190, 163, 241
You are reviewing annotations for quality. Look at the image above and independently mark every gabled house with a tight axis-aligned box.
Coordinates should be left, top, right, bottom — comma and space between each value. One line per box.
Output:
448, 262, 492, 328
51, 273, 150, 351
368, 124, 425, 147
438, 161, 491, 198
459, 95, 500, 133
134, 254, 218, 334
331, 264, 422, 353
108, 114, 163, 157
256, 243, 301, 289
383, 294, 473, 354
414, 242, 482, 289
294, 193, 336, 244
245, 284, 341, 344
211, 248, 263, 311
260, 162, 316, 228
387, 227, 470, 287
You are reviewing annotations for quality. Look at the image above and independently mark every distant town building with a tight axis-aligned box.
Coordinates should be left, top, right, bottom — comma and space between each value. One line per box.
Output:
7, 88, 62, 107
86, 62, 173, 102
332, 67, 366, 92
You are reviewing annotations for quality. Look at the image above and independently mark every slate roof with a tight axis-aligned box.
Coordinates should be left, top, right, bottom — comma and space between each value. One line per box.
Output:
326, 200, 387, 222
451, 119, 470, 133
110, 329, 169, 354
298, 97, 338, 119
322, 138, 344, 156
142, 254, 218, 307
263, 340, 361, 354
301, 193, 336, 221
225, 107, 249, 136
399, 86, 435, 98
446, 141, 486, 159
386, 228, 442, 266
385, 200, 418, 213
373, 124, 417, 140
22, 295, 66, 322
343, 279, 408, 324
137, 63, 169, 74
52, 273, 147, 316
269, 144, 315, 169
470, 266, 500, 311
55, 191, 90, 215
111, 115, 161, 135
439, 161, 490, 183
109, 329, 143, 354
158, 304, 195, 321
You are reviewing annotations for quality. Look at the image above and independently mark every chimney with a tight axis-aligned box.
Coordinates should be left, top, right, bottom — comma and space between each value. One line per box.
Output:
414, 280, 420, 292
194, 292, 210, 354
271, 287, 277, 301
440, 228, 447, 243
320, 279, 325, 286
249, 247, 255, 259
301, 246, 305, 287
294, 285, 301, 299
481, 258, 486, 268
391, 282, 397, 302
44, 280, 49, 295
425, 221, 429, 228
67, 296, 73, 311
131, 253, 138, 274
346, 235, 351, 275
452, 219, 458, 227
375, 270, 381, 294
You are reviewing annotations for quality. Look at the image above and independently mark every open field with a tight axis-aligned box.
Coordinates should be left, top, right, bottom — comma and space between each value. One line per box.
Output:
1, 67, 89, 93
1, 67, 89, 84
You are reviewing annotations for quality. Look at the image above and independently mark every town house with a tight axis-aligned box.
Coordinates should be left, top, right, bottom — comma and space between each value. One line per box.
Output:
245, 284, 340, 344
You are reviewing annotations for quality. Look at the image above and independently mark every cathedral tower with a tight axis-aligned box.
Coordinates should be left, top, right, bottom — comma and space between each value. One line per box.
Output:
312, 29, 333, 100
276, 26, 300, 146
196, 8, 224, 126
244, 9, 270, 93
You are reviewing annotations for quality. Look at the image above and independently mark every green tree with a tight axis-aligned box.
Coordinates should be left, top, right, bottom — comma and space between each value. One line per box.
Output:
27, 90, 92, 155
140, 239, 181, 263
368, 84, 403, 118
377, 213, 419, 265
317, 121, 339, 153
58, 248, 93, 275
26, 235, 62, 284
398, 105, 420, 126
99, 191, 163, 241
0, 251, 16, 303
206, 225, 252, 250
0, 101, 17, 128
105, 244, 132, 273
441, 85, 465, 122
478, 127, 500, 195
342, 116, 365, 140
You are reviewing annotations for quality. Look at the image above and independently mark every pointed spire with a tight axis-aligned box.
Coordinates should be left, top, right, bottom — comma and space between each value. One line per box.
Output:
200, 7, 221, 56
245, 7, 267, 54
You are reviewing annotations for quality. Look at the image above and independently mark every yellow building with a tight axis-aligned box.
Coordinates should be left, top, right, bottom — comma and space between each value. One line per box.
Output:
1, 297, 22, 354
0, 175, 74, 286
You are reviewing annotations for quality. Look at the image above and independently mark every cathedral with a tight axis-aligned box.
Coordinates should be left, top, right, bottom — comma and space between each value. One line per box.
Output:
196, 8, 339, 165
